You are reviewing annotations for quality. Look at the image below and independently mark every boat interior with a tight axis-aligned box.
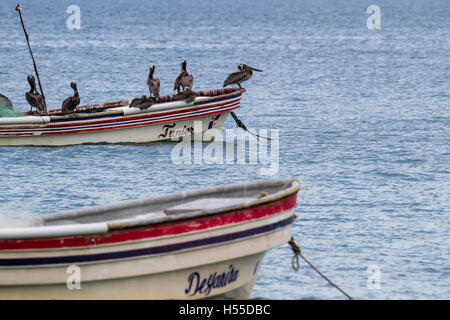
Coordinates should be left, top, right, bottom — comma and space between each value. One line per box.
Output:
38, 178, 299, 228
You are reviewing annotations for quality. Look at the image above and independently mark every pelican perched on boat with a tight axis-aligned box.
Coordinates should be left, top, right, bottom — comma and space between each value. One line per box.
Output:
174, 60, 194, 93
25, 75, 45, 114
0, 93, 13, 110
174, 88, 199, 103
61, 81, 80, 115
147, 65, 160, 98
129, 95, 156, 110
223, 64, 263, 89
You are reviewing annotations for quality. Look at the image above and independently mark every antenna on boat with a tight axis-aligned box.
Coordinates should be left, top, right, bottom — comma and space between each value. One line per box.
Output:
15, 4, 48, 114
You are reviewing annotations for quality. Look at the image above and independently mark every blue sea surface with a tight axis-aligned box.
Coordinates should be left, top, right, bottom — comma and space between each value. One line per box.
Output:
0, 0, 449, 299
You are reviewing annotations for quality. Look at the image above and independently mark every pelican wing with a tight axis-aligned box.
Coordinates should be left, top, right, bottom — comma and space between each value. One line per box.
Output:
61, 95, 80, 113
26, 92, 45, 111
224, 70, 247, 86
174, 71, 187, 91
181, 74, 194, 89
148, 78, 160, 97
61, 96, 70, 111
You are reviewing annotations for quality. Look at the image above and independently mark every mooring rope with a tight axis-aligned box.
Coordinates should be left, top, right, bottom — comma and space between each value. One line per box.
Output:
230, 112, 272, 141
288, 237, 353, 300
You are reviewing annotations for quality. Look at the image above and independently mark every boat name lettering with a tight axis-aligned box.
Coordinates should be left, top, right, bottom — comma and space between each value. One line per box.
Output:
184, 264, 239, 296
158, 123, 194, 139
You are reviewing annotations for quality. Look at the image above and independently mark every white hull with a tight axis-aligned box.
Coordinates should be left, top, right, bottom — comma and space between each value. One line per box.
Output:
0, 89, 243, 146
0, 113, 225, 146
0, 179, 300, 299
1, 252, 268, 300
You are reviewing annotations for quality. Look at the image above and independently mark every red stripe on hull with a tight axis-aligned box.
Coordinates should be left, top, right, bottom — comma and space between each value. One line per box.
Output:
0, 194, 297, 250
0, 133, 34, 137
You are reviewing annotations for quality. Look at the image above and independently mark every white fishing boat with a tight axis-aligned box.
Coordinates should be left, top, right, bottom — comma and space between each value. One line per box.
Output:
0, 178, 300, 299
0, 88, 244, 146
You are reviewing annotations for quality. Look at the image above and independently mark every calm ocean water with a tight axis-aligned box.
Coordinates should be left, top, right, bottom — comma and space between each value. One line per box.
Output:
0, 0, 449, 299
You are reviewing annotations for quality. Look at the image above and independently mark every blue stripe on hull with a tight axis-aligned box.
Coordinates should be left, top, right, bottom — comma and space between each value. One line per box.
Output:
0, 215, 294, 267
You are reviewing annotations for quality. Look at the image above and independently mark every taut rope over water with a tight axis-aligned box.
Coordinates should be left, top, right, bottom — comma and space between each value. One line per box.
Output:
288, 236, 353, 300
15, 4, 47, 114
230, 111, 272, 141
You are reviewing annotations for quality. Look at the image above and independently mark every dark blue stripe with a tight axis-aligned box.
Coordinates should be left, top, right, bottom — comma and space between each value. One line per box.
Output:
0, 215, 294, 267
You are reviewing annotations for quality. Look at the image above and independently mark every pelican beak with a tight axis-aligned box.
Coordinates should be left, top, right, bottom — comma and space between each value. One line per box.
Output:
248, 65, 263, 72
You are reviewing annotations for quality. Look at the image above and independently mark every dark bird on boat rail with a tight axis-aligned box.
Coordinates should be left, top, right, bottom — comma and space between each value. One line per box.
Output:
223, 64, 263, 89
0, 93, 13, 110
174, 88, 199, 103
129, 95, 156, 110
147, 65, 160, 98
173, 59, 194, 93
61, 81, 80, 115
25, 75, 45, 114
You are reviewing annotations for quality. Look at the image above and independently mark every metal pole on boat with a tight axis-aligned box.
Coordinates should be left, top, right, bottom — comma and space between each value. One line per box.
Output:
15, 4, 48, 114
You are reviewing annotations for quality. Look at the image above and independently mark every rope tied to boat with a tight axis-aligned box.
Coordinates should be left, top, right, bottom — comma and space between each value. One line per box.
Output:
230, 112, 272, 141
288, 236, 353, 300
288, 237, 301, 271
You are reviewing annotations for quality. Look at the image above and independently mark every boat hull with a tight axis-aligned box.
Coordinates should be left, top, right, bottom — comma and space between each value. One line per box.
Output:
1, 249, 270, 300
0, 89, 243, 146
0, 179, 299, 299
0, 113, 227, 146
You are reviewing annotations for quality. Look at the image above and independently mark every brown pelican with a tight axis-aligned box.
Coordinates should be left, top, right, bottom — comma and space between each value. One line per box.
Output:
25, 75, 45, 114
61, 81, 80, 115
0, 93, 13, 110
147, 65, 160, 98
174, 88, 199, 103
129, 95, 156, 110
173, 60, 194, 93
223, 64, 263, 88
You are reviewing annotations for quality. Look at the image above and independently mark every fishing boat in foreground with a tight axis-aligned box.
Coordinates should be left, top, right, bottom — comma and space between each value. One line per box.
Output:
0, 88, 244, 146
0, 178, 300, 299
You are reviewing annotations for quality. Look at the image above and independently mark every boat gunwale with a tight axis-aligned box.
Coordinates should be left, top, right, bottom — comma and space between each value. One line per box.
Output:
0, 88, 245, 128
28, 88, 245, 118
0, 179, 299, 240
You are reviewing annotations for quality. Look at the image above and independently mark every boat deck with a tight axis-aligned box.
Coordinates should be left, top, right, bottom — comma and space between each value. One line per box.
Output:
37, 179, 299, 228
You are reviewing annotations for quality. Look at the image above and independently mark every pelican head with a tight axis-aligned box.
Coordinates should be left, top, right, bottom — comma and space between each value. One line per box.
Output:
149, 64, 156, 77
70, 81, 77, 90
27, 74, 35, 85
27, 74, 36, 90
181, 59, 187, 70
